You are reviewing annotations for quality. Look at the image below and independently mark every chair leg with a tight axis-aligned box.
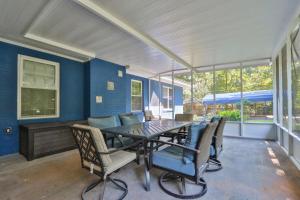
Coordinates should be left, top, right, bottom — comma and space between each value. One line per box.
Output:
81, 176, 128, 200
81, 179, 102, 200
159, 172, 207, 199
100, 177, 107, 200
206, 158, 222, 172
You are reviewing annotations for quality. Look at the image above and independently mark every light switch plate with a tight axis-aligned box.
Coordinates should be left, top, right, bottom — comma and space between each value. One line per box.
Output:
96, 96, 102, 103
118, 70, 123, 77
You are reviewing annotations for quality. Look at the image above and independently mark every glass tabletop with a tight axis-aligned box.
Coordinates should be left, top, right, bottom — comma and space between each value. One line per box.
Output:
102, 119, 191, 139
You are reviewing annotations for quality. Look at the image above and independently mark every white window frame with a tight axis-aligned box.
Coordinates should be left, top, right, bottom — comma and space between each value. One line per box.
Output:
131, 79, 143, 112
17, 55, 60, 120
162, 86, 173, 111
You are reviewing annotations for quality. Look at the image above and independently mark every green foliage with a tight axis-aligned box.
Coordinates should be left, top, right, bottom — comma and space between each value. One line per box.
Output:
218, 110, 241, 121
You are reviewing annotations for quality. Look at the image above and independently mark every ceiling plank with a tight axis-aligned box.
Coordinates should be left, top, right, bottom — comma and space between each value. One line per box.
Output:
73, 0, 193, 69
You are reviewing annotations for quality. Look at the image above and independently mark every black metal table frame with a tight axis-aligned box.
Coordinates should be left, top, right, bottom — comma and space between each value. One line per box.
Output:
103, 119, 191, 191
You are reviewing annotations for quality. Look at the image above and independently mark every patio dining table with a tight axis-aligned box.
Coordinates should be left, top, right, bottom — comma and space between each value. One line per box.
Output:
103, 119, 192, 191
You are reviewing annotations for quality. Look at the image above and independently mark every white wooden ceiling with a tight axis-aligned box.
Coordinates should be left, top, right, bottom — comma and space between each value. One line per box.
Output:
0, 0, 299, 75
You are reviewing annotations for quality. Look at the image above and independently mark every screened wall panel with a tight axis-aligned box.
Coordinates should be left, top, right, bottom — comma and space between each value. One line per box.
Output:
281, 45, 288, 128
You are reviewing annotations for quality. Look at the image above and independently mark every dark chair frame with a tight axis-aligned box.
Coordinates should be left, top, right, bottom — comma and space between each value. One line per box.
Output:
71, 126, 142, 200
206, 117, 225, 172
149, 123, 216, 199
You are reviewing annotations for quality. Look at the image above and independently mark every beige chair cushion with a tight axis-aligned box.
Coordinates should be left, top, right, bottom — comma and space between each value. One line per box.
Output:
83, 150, 136, 174
73, 124, 112, 167
175, 113, 194, 121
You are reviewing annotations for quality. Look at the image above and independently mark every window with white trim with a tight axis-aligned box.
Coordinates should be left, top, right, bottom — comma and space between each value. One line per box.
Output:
18, 55, 60, 119
162, 86, 173, 110
131, 80, 142, 111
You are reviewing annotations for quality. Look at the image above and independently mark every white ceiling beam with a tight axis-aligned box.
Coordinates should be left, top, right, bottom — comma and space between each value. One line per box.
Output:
73, 0, 193, 69
24, 33, 96, 58
24, 0, 95, 59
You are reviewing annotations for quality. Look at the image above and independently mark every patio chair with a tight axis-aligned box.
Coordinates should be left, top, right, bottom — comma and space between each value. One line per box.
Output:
207, 117, 226, 172
71, 124, 141, 200
88, 115, 137, 149
161, 113, 194, 143
149, 121, 218, 199
144, 110, 161, 121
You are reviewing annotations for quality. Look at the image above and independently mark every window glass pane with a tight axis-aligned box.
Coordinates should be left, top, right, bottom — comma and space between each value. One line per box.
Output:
21, 88, 56, 117
131, 81, 141, 96
193, 69, 214, 121
291, 27, 300, 134
276, 56, 280, 123
23, 60, 56, 89
131, 80, 142, 111
242, 65, 273, 123
282, 45, 288, 128
131, 96, 142, 111
215, 68, 241, 122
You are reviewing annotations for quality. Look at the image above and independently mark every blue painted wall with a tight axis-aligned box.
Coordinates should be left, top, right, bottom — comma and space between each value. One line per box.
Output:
0, 41, 85, 155
0, 41, 183, 156
85, 58, 127, 117
149, 79, 183, 106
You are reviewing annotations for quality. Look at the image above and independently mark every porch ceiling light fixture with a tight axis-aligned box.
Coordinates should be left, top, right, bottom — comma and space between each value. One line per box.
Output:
24, 33, 96, 58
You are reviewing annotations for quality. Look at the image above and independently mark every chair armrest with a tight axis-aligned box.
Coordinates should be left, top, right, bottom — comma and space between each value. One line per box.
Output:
150, 139, 199, 154
98, 140, 143, 155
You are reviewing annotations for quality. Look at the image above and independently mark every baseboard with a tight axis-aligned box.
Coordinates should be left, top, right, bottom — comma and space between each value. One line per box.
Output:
278, 144, 300, 171
224, 135, 276, 141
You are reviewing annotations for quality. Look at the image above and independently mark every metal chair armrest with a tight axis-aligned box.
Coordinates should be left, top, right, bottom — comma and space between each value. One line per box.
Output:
150, 139, 200, 154
98, 140, 143, 155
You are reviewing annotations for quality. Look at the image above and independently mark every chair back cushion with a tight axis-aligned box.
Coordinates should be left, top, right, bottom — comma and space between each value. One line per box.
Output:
175, 113, 194, 121
210, 116, 221, 123
120, 114, 141, 126
88, 116, 118, 129
72, 124, 112, 168
196, 122, 218, 167
182, 121, 207, 164
144, 110, 153, 121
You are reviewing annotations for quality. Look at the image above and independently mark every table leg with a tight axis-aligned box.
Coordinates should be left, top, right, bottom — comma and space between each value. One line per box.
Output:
144, 140, 150, 191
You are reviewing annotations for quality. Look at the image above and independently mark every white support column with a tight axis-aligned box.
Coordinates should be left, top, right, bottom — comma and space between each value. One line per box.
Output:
213, 66, 216, 116
278, 51, 284, 146
191, 69, 194, 115
287, 37, 294, 156
240, 63, 244, 137
172, 69, 175, 119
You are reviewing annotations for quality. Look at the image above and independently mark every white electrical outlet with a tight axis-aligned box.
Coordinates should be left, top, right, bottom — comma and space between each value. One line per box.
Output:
96, 96, 102, 103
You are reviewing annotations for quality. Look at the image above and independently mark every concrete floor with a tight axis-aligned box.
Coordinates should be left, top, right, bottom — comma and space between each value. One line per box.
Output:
0, 138, 300, 200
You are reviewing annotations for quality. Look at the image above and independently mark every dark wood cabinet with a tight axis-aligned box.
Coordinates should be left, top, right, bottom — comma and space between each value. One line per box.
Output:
19, 120, 87, 161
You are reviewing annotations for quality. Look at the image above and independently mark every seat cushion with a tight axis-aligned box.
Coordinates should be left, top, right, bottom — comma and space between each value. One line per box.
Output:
88, 116, 118, 129
183, 121, 207, 164
152, 146, 195, 176
120, 114, 141, 126
83, 150, 136, 174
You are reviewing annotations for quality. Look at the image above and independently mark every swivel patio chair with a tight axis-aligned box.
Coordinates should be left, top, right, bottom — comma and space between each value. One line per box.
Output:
71, 124, 141, 200
161, 113, 194, 143
149, 121, 218, 199
144, 110, 161, 121
206, 117, 226, 172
